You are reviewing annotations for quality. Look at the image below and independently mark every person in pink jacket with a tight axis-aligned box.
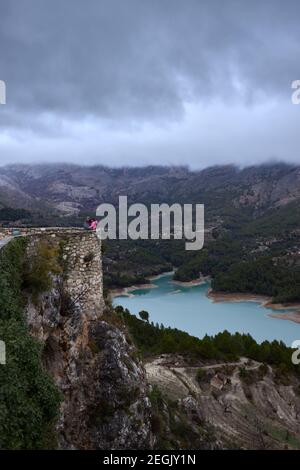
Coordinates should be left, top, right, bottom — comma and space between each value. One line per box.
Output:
90, 219, 98, 231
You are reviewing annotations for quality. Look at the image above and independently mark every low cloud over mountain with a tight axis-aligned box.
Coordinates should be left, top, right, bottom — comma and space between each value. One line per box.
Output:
0, 1, 300, 167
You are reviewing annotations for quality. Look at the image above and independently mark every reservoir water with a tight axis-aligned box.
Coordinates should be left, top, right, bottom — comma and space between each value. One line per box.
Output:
113, 273, 300, 346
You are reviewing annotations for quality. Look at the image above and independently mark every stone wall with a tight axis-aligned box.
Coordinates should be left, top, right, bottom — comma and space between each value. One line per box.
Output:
26, 230, 104, 319
0, 226, 86, 239
0, 227, 104, 318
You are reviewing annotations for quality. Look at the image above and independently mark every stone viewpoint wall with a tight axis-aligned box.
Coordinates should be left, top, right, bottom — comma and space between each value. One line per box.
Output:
0, 227, 104, 319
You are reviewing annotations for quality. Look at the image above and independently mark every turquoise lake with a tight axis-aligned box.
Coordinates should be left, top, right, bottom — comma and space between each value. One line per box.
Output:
113, 273, 300, 346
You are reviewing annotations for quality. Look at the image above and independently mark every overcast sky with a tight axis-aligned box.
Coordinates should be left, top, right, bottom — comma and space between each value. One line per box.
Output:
0, 0, 300, 168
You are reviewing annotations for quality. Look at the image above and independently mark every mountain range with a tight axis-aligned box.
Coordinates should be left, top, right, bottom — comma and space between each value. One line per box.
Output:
1, 163, 300, 224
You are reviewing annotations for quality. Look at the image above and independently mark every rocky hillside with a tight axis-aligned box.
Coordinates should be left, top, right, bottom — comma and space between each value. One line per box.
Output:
2, 234, 300, 450
146, 355, 300, 450
26, 233, 153, 450
1, 162, 300, 221
0, 234, 153, 450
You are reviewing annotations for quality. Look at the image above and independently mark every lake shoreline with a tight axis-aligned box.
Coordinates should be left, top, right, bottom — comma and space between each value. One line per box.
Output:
112, 273, 300, 345
110, 271, 210, 298
148, 271, 175, 281
109, 283, 158, 299
111, 274, 300, 326
207, 289, 300, 324
170, 275, 210, 287
110, 270, 174, 298
268, 312, 300, 324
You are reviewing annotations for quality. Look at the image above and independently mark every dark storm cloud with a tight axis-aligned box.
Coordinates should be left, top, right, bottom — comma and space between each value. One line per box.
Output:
0, 0, 300, 167
0, 0, 299, 121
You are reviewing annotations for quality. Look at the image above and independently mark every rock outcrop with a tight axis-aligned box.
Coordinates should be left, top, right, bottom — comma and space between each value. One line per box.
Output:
20, 229, 152, 449
145, 355, 300, 450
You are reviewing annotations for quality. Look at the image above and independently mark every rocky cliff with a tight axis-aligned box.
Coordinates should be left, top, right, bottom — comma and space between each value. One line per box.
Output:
20, 229, 153, 449
3, 229, 300, 450
145, 355, 300, 450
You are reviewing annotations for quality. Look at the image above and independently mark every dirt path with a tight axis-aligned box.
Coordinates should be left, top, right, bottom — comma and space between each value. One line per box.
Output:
145, 356, 259, 401
145, 355, 300, 449
201, 357, 249, 370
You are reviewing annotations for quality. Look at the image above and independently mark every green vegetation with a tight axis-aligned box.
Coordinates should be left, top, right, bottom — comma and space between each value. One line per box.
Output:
239, 366, 253, 384
173, 229, 300, 303
0, 207, 31, 223
0, 237, 27, 321
139, 310, 149, 322
103, 197, 300, 303
105, 271, 148, 289
212, 256, 300, 303
115, 306, 299, 374
173, 237, 245, 282
241, 201, 300, 238
103, 239, 184, 289
267, 424, 300, 449
148, 384, 214, 449
196, 368, 207, 383
0, 238, 61, 449
23, 241, 62, 299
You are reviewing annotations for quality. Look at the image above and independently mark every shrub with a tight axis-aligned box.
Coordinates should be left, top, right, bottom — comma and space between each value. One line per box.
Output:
239, 366, 253, 384
196, 368, 206, 383
139, 310, 149, 322
0, 318, 61, 449
23, 241, 62, 298
0, 238, 61, 449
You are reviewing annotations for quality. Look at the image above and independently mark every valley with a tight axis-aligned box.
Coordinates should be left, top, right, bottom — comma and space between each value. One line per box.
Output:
2, 162, 300, 450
